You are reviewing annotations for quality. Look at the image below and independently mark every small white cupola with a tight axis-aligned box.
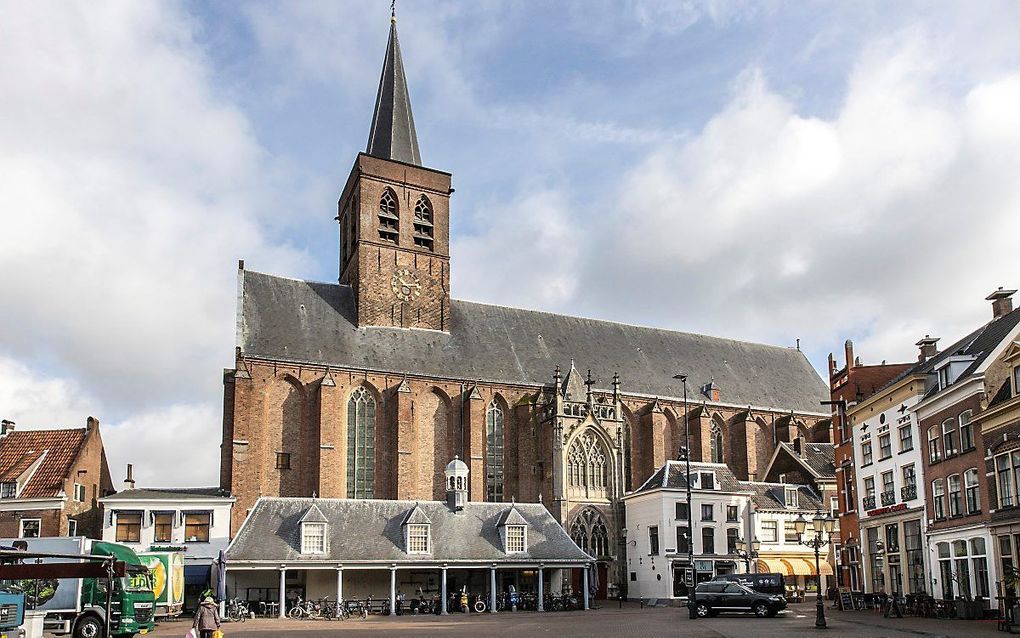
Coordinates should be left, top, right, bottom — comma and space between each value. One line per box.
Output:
445, 456, 469, 512
401, 503, 432, 554
299, 503, 328, 555
497, 504, 529, 554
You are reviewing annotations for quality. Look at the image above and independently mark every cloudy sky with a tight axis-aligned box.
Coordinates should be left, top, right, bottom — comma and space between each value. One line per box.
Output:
2, 1, 1019, 487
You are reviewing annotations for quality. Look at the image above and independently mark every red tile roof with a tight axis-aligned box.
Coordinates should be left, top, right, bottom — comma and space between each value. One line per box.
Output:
0, 428, 87, 498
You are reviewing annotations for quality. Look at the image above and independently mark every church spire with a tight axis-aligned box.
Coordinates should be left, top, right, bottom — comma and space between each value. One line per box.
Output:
366, 9, 422, 166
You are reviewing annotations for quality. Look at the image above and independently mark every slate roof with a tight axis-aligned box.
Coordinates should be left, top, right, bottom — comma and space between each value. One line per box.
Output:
366, 19, 421, 166
102, 487, 231, 501
226, 497, 591, 564
775, 442, 836, 479
0, 428, 87, 498
741, 481, 825, 512
634, 461, 747, 494
886, 307, 1020, 397
239, 271, 828, 413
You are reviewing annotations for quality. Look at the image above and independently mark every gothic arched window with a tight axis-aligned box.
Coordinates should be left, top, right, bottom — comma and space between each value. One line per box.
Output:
570, 508, 610, 558
710, 424, 723, 463
347, 387, 376, 499
413, 195, 434, 251
378, 189, 399, 244
567, 431, 610, 499
486, 401, 504, 502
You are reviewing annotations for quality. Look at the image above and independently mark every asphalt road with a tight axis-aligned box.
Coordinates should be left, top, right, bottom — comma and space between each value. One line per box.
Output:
143, 602, 1001, 637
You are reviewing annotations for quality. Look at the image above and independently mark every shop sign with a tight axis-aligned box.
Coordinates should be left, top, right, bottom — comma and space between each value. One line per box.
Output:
866, 503, 907, 517
695, 560, 714, 572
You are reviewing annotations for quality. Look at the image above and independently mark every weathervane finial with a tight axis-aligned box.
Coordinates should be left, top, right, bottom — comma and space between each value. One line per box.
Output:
391, 0, 396, 21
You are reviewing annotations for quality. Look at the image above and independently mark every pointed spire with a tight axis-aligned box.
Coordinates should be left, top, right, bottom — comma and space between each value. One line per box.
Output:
366, 11, 422, 166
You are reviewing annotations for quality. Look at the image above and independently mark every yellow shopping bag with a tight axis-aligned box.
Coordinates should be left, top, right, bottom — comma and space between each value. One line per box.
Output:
213, 631, 224, 638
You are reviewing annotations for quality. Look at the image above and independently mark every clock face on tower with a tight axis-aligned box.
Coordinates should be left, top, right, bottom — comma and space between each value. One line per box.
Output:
391, 268, 422, 302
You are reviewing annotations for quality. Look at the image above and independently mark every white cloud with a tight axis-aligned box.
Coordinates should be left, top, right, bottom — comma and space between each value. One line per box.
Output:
0, 2, 308, 484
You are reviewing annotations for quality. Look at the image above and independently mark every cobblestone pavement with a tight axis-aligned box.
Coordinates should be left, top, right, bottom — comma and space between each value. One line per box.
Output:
140, 602, 1003, 637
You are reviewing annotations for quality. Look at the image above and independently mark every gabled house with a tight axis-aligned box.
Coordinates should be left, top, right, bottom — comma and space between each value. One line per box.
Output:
0, 417, 114, 538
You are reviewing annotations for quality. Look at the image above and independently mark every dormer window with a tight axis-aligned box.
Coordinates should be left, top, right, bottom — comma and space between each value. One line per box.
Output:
938, 366, 951, 390
700, 472, 715, 490
505, 525, 527, 553
301, 522, 327, 554
299, 503, 329, 554
785, 486, 799, 509
407, 524, 431, 554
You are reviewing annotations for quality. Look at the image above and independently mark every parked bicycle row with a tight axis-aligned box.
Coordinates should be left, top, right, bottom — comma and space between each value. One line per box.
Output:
226, 587, 589, 621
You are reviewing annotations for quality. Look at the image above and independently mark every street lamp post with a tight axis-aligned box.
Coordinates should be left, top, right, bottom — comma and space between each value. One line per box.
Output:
735, 537, 761, 574
673, 374, 696, 620
794, 511, 836, 629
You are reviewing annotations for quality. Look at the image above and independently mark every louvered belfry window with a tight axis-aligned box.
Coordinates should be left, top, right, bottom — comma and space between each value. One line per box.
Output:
378, 189, 399, 243
413, 195, 434, 251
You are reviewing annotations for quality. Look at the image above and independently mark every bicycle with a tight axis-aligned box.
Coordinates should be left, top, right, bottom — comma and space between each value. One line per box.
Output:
288, 596, 320, 619
226, 598, 249, 622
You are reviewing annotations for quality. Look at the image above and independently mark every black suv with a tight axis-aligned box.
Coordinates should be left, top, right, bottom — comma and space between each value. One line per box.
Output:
692, 581, 788, 618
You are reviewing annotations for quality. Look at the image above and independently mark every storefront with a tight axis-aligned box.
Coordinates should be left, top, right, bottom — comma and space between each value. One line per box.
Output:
929, 525, 994, 601
860, 508, 928, 595
757, 555, 833, 599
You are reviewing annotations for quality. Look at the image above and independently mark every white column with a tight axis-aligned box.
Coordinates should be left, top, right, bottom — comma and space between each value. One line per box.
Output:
441, 567, 448, 615
389, 565, 397, 615
336, 567, 343, 604
278, 567, 287, 619
538, 567, 545, 611
489, 566, 497, 612
583, 565, 590, 610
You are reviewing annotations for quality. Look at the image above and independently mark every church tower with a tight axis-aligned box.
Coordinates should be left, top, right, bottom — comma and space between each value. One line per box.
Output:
337, 12, 452, 331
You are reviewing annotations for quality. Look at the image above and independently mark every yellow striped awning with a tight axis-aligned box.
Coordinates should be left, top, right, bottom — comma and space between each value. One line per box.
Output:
757, 556, 834, 576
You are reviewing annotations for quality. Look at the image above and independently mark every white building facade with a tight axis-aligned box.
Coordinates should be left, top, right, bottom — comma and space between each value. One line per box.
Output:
850, 373, 929, 595
99, 485, 235, 609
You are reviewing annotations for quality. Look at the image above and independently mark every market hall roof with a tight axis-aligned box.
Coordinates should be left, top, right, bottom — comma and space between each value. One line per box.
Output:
225, 497, 592, 564
237, 270, 829, 414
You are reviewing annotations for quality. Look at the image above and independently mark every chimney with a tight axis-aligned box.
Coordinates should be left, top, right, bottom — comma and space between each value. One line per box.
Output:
793, 436, 806, 457
86, 416, 98, 431
844, 339, 855, 371
123, 464, 136, 491
0, 420, 14, 437
916, 335, 940, 362
987, 287, 1016, 320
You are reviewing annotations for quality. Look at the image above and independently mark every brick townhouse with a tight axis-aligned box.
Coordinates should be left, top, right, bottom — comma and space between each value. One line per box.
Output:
828, 341, 910, 591
975, 290, 1020, 599
918, 289, 1020, 603
0, 416, 115, 538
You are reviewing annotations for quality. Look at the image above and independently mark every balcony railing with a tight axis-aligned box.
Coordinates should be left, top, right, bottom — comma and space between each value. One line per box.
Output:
863, 495, 876, 510
881, 490, 896, 506
901, 485, 917, 501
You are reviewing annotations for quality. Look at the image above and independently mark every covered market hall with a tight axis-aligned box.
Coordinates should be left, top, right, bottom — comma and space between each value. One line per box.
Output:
221, 459, 594, 615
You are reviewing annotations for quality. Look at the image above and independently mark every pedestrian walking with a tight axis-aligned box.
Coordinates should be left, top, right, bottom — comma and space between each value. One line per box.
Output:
193, 596, 221, 638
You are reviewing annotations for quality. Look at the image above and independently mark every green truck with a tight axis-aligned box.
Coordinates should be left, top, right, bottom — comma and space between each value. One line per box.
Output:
1, 537, 155, 638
